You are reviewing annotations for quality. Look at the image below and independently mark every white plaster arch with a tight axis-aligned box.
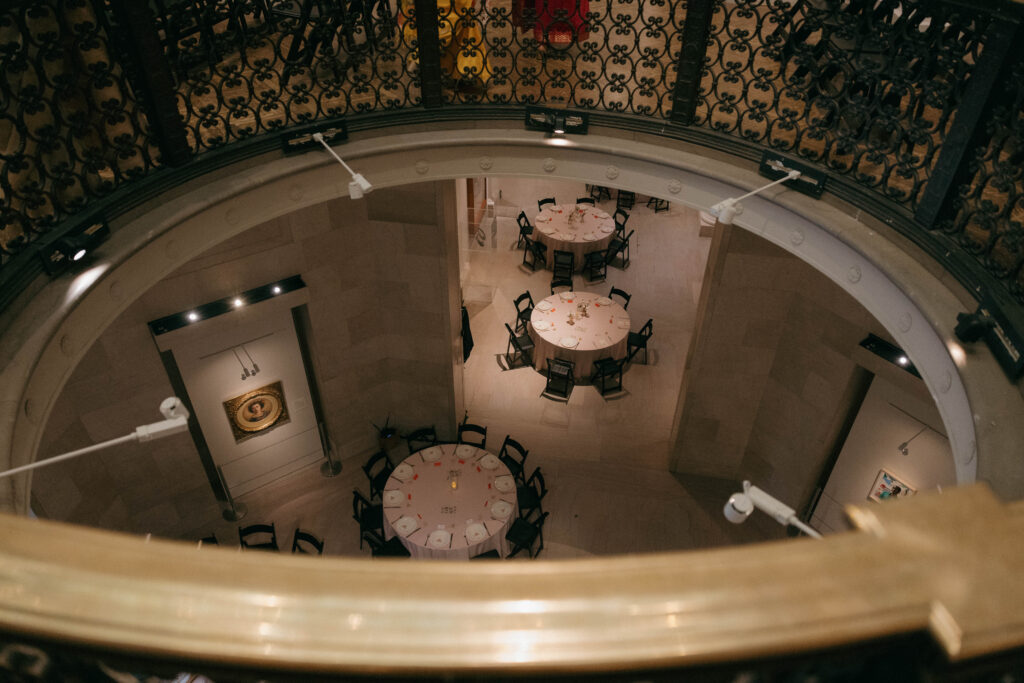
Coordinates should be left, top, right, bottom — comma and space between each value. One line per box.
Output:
0, 127, 980, 512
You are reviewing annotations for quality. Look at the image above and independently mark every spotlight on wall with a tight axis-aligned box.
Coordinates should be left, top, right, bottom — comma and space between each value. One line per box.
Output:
897, 425, 928, 456
723, 481, 822, 539
859, 333, 920, 378
40, 220, 110, 275
311, 131, 372, 199
709, 168, 801, 226
524, 105, 588, 136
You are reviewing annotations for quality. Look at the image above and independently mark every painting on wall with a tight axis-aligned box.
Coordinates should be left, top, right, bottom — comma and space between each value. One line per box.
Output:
868, 468, 916, 502
223, 381, 290, 443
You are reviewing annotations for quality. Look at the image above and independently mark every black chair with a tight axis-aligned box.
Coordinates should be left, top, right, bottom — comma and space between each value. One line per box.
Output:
291, 528, 325, 555
470, 549, 501, 560
608, 286, 631, 309
576, 196, 595, 205
498, 435, 529, 483
590, 357, 625, 395
517, 467, 547, 518
362, 450, 394, 500
458, 421, 487, 448
552, 249, 575, 278
506, 509, 549, 559
616, 189, 636, 210
550, 275, 573, 294
238, 523, 278, 551
505, 323, 535, 368
405, 425, 438, 453
537, 197, 556, 212
583, 249, 607, 282
646, 196, 669, 213
516, 211, 534, 249
352, 489, 383, 550
364, 532, 412, 558
199, 534, 218, 546
544, 358, 575, 400
627, 318, 653, 364
522, 236, 548, 271
589, 184, 612, 201
613, 208, 629, 234
606, 230, 633, 269
513, 290, 535, 334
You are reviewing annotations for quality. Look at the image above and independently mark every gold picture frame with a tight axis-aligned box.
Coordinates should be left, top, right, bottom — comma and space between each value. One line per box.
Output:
223, 381, 289, 443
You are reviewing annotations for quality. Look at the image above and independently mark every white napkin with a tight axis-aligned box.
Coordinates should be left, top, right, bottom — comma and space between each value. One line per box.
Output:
599, 225, 613, 234
616, 319, 631, 330
558, 291, 573, 301
391, 463, 414, 482
596, 297, 613, 306
427, 529, 452, 548
383, 490, 404, 507
420, 446, 443, 462
465, 522, 488, 543
533, 320, 551, 331
536, 300, 553, 312
494, 475, 515, 493
394, 516, 418, 537
537, 223, 554, 234
560, 336, 580, 348
479, 453, 500, 470
583, 233, 598, 241
490, 500, 513, 519
456, 444, 477, 458
595, 211, 609, 219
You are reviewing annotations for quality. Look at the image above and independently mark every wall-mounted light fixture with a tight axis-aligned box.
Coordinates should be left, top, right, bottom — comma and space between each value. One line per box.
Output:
148, 275, 306, 335
859, 333, 920, 378
723, 480, 822, 539
524, 105, 589, 136
954, 304, 1024, 381
897, 425, 928, 456
709, 164, 802, 225
0, 398, 189, 481
40, 220, 110, 275
312, 131, 373, 199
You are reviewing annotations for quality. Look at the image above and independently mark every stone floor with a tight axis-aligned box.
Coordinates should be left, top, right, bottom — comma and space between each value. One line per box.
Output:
190, 178, 789, 559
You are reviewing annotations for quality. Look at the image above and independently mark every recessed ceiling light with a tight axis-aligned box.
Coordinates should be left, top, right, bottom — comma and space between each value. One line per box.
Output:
187, 312, 199, 322
233, 298, 243, 308
272, 285, 282, 294
897, 355, 909, 366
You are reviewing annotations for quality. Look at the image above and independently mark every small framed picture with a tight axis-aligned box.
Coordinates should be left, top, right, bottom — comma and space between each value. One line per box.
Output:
868, 468, 915, 502
223, 381, 289, 443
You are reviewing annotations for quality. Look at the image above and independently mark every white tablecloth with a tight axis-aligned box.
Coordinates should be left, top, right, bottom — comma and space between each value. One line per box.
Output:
382, 443, 518, 560
529, 290, 630, 378
533, 204, 615, 269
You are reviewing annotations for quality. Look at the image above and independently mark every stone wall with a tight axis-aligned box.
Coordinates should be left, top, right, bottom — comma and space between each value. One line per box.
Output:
30, 182, 461, 537
671, 224, 882, 509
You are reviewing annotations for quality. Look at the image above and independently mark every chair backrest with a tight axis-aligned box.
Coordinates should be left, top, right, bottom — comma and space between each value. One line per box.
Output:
584, 249, 606, 265
550, 276, 573, 294
553, 250, 574, 269
458, 421, 487, 448
640, 318, 653, 338
538, 197, 556, 211
238, 523, 278, 550
531, 238, 548, 257
500, 435, 528, 467
352, 489, 374, 523
609, 286, 631, 308
291, 528, 325, 555
613, 208, 629, 227
505, 322, 521, 346
517, 210, 532, 230
362, 450, 391, 480
576, 196, 595, 205
406, 425, 437, 453
525, 467, 546, 498
514, 290, 534, 314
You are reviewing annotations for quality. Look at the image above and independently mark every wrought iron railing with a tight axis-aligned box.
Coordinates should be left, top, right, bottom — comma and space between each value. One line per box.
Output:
0, 0, 1022, 338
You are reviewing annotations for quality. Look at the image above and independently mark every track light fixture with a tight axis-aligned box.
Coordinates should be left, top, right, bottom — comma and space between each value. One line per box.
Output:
312, 131, 372, 199
41, 220, 110, 275
524, 105, 589, 136
723, 480, 822, 539
954, 311, 995, 343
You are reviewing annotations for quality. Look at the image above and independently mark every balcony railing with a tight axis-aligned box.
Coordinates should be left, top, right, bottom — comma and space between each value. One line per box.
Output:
1, 0, 1022, 334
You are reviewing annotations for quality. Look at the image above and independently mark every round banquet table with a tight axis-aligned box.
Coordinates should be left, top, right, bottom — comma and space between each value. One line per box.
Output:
382, 443, 519, 560
528, 290, 631, 379
533, 204, 615, 269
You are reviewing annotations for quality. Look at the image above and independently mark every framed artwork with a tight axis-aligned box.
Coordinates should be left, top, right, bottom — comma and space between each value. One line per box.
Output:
868, 468, 916, 502
223, 381, 289, 443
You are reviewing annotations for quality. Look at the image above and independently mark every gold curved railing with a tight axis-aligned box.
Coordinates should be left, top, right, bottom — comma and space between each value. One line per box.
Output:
0, 484, 1021, 679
